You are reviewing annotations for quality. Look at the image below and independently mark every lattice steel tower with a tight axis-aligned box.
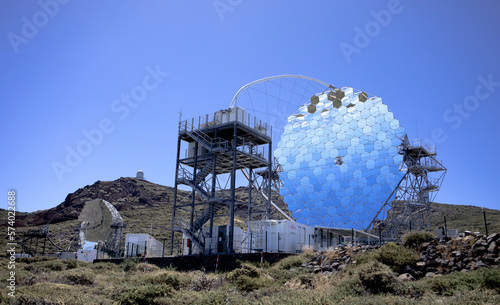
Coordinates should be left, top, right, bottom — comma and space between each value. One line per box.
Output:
367, 135, 447, 239
170, 107, 281, 255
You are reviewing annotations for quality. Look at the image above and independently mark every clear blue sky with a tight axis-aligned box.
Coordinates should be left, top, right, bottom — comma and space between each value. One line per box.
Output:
1, 0, 499, 213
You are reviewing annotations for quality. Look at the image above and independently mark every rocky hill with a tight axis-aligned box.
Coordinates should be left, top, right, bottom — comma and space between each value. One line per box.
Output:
1, 177, 499, 255
0, 177, 290, 254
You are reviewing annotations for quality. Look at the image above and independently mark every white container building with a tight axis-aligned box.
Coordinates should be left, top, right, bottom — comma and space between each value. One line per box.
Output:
249, 220, 315, 253
124, 233, 165, 257
183, 225, 249, 255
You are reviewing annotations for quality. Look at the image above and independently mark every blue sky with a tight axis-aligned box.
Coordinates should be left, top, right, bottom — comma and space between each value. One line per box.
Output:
1, 0, 499, 213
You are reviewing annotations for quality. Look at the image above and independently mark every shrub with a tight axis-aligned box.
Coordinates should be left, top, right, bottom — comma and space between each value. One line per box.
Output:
135, 262, 160, 272
18, 282, 110, 304
122, 258, 141, 272
302, 246, 314, 256
482, 267, 500, 291
228, 263, 260, 282
117, 284, 174, 305
332, 277, 365, 298
275, 254, 307, 270
37, 260, 66, 272
427, 276, 453, 296
91, 262, 121, 272
63, 269, 95, 286
423, 267, 500, 296
189, 271, 221, 291
192, 290, 228, 305
145, 271, 189, 289
353, 250, 377, 265
16, 256, 54, 264
234, 275, 263, 292
63, 259, 85, 270
374, 243, 419, 273
357, 261, 401, 295
285, 274, 314, 289
402, 231, 434, 250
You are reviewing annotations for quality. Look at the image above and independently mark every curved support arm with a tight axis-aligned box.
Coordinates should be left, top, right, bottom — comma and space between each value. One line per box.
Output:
229, 75, 330, 108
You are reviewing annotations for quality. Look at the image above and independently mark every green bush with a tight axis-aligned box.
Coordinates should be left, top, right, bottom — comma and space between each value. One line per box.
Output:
63, 269, 95, 286
331, 277, 365, 298
482, 267, 500, 291
155, 290, 228, 305
122, 258, 141, 272
374, 243, 419, 273
423, 267, 500, 296
353, 250, 377, 265
145, 271, 189, 289
275, 254, 307, 270
427, 276, 454, 296
91, 262, 121, 272
37, 260, 66, 272
402, 231, 434, 249
357, 261, 401, 295
63, 259, 85, 270
234, 275, 264, 292
117, 284, 173, 305
228, 263, 260, 282
134, 262, 160, 272
16, 256, 55, 264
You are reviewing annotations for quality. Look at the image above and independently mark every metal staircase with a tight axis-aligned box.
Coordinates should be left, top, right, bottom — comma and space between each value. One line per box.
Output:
171, 107, 273, 255
366, 134, 447, 240
193, 203, 225, 232
177, 216, 205, 249
194, 155, 225, 185
175, 128, 230, 252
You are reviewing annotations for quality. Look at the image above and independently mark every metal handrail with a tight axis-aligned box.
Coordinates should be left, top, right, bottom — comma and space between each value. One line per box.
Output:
178, 165, 230, 201
180, 110, 272, 138
178, 215, 206, 246
408, 138, 436, 154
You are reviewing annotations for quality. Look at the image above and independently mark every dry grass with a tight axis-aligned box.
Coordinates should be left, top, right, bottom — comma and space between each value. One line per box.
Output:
2, 242, 500, 304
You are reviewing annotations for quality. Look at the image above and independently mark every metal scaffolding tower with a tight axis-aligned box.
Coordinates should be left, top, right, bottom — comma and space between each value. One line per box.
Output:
170, 107, 276, 255
367, 134, 447, 239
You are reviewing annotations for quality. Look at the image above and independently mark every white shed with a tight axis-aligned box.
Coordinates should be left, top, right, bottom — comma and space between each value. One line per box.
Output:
124, 233, 164, 257
249, 220, 315, 253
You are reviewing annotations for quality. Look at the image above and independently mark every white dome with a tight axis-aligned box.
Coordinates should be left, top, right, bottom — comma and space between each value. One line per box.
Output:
136, 170, 145, 180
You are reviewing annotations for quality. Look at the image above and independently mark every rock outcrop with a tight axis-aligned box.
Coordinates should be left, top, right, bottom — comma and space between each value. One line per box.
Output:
303, 232, 500, 278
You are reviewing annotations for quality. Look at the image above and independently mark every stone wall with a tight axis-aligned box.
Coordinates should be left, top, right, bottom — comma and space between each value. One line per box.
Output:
303, 232, 500, 280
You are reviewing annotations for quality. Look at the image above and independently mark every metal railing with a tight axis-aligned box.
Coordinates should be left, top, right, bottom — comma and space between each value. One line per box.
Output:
179, 109, 272, 138
177, 165, 230, 201
176, 215, 206, 247
408, 138, 436, 154
180, 119, 231, 151
421, 157, 444, 169
175, 231, 317, 255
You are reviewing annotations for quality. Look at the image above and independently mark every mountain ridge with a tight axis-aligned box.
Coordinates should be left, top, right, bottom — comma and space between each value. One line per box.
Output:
1, 177, 499, 255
